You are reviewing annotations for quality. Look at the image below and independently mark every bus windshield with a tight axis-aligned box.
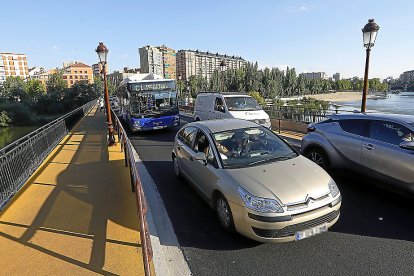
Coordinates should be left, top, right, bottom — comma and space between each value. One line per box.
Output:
127, 81, 178, 117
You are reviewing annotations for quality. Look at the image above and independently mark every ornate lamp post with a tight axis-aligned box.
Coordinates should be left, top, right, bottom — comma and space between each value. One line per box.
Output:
96, 42, 116, 146
177, 73, 182, 104
220, 60, 226, 91
361, 19, 380, 112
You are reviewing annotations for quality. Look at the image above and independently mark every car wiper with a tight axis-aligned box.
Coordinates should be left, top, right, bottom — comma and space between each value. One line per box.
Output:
246, 153, 296, 167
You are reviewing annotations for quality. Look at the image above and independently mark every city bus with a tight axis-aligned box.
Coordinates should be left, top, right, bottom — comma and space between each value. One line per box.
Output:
117, 73, 180, 132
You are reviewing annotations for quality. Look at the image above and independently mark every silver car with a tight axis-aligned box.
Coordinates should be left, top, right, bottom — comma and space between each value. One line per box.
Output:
301, 113, 414, 191
172, 119, 341, 243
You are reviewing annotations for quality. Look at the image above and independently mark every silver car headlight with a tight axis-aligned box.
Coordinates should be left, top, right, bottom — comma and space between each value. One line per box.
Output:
329, 179, 340, 198
238, 187, 284, 213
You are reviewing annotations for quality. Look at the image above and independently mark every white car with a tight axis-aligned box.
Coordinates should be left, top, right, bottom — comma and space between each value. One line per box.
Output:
194, 93, 271, 129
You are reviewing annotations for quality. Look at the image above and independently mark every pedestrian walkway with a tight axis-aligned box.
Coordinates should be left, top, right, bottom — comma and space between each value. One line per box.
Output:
277, 130, 305, 141
0, 107, 147, 275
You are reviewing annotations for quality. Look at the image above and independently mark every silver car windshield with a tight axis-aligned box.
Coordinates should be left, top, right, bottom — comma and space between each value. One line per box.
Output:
224, 97, 262, 111
213, 127, 297, 168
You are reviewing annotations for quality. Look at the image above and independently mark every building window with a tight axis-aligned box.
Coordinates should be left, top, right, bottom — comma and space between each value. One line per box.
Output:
74, 71, 77, 73
70, 76, 73, 79
80, 76, 83, 80
75, 76, 78, 79
70, 80, 73, 84
63, 76, 67, 79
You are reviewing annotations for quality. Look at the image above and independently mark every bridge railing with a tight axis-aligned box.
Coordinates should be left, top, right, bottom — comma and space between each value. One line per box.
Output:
178, 104, 355, 124
0, 100, 97, 210
113, 113, 153, 276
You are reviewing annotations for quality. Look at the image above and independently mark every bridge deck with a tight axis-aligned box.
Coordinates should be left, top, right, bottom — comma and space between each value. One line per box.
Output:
0, 107, 146, 275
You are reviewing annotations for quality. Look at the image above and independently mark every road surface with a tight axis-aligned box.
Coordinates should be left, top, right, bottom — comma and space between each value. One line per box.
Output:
128, 117, 414, 276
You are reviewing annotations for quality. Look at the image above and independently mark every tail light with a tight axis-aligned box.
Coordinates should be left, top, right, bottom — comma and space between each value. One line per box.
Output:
307, 125, 316, 133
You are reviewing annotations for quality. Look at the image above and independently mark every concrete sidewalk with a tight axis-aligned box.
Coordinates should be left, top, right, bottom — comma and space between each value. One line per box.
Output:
0, 107, 148, 275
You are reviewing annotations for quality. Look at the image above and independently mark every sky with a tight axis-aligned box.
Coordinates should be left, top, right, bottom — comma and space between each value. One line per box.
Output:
1, 0, 413, 79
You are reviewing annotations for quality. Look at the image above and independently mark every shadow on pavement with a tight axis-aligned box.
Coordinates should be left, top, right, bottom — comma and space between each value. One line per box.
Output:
142, 160, 260, 251
329, 169, 414, 242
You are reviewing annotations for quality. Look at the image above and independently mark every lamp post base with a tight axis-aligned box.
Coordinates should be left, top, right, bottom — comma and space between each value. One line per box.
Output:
107, 122, 117, 147
108, 135, 117, 146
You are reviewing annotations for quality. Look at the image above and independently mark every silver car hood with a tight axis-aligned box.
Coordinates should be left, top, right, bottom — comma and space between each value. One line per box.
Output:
224, 155, 332, 205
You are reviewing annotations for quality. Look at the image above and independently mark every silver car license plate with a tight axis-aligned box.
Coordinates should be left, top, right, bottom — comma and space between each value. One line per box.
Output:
295, 223, 328, 241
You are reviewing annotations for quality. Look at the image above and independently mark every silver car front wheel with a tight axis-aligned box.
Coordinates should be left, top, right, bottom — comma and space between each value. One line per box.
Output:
306, 149, 329, 170
215, 195, 235, 232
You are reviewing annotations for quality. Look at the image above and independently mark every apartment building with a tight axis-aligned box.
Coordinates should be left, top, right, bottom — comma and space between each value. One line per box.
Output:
107, 67, 141, 87
400, 70, 414, 82
176, 50, 246, 81
158, 45, 176, 79
333, 73, 342, 81
92, 63, 109, 76
62, 62, 94, 88
139, 45, 177, 79
0, 53, 29, 85
139, 46, 164, 76
301, 72, 329, 80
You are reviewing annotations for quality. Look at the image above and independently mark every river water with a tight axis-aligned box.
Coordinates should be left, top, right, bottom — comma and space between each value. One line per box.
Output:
0, 127, 37, 149
335, 93, 414, 115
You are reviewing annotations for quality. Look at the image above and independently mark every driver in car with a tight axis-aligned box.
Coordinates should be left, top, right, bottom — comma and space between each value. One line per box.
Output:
217, 131, 251, 157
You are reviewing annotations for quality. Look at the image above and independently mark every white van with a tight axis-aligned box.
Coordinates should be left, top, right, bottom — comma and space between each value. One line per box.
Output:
194, 93, 271, 129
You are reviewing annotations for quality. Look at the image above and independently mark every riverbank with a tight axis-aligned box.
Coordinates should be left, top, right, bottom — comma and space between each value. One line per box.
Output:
307, 92, 375, 103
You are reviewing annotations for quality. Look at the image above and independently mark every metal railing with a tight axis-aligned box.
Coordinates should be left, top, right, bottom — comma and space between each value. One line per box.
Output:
264, 106, 330, 123
113, 113, 153, 276
0, 100, 97, 210
178, 104, 361, 124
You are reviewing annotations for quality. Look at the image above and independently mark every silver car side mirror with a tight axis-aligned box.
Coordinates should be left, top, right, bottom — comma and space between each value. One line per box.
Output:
193, 152, 207, 163
399, 141, 414, 151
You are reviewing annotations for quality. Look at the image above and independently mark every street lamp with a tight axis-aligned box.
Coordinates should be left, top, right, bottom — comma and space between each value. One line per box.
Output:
95, 42, 116, 146
177, 73, 182, 104
220, 60, 226, 91
361, 19, 380, 112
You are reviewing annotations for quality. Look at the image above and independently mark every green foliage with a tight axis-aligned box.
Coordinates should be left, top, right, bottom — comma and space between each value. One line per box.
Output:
3, 102, 34, 126
0, 71, 99, 126
2, 76, 27, 102
46, 69, 67, 93
26, 79, 46, 102
0, 110, 12, 127
179, 62, 392, 101
107, 80, 116, 95
93, 76, 104, 96
249, 91, 265, 106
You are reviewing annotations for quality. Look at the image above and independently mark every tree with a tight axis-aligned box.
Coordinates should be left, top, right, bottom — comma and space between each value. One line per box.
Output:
2, 76, 27, 102
46, 69, 67, 94
0, 110, 12, 127
209, 70, 221, 92
26, 79, 46, 103
249, 91, 265, 106
188, 75, 198, 97
93, 76, 104, 96
368, 78, 382, 93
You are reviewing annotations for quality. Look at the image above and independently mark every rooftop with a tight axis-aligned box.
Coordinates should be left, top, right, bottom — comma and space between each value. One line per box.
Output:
178, 49, 245, 61
67, 62, 91, 68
